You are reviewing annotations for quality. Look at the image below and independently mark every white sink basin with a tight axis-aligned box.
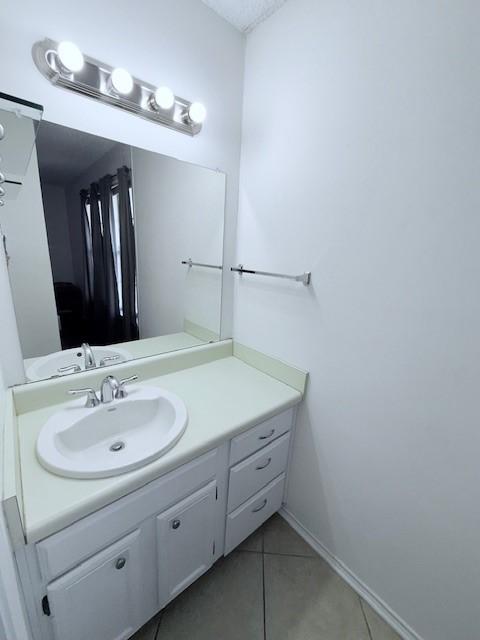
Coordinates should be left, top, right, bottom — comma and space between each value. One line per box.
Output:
26, 346, 131, 381
36, 386, 188, 479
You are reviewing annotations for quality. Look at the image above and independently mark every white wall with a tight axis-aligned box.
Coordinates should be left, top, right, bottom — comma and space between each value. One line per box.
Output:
0, 0, 244, 373
132, 149, 225, 339
0, 246, 24, 388
0, 150, 61, 361
235, 2, 480, 639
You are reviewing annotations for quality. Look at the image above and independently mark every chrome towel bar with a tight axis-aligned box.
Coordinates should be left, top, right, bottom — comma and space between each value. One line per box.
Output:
181, 258, 223, 270
231, 264, 311, 286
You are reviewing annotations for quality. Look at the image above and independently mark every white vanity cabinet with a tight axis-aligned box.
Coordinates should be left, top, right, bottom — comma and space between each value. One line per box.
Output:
16, 406, 297, 640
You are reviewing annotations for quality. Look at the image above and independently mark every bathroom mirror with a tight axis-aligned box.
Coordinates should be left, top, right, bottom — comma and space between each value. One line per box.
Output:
0, 120, 226, 384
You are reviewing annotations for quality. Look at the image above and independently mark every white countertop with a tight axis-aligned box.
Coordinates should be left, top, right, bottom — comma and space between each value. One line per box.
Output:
17, 356, 302, 543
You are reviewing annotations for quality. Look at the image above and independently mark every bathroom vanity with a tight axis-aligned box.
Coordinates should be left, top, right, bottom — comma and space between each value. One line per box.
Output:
2, 340, 307, 640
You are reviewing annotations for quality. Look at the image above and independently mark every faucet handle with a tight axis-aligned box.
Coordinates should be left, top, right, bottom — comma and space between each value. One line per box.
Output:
99, 355, 121, 367
58, 364, 82, 374
68, 388, 100, 408
116, 375, 138, 399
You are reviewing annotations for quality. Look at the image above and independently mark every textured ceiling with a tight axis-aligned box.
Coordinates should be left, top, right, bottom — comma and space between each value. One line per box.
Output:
201, 0, 287, 33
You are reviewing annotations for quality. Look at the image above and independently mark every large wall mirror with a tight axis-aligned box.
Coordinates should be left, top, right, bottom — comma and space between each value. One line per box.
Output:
0, 119, 226, 384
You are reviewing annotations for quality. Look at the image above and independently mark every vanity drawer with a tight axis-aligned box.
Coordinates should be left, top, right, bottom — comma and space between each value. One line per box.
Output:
224, 473, 285, 554
229, 408, 293, 466
227, 432, 290, 512
36, 449, 218, 582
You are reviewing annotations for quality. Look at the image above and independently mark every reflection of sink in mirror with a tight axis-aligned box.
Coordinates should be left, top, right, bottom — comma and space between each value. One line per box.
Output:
25, 345, 131, 382
36, 385, 188, 478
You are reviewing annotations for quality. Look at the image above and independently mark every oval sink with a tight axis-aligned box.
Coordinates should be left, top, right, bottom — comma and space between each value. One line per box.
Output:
26, 346, 131, 382
36, 386, 188, 478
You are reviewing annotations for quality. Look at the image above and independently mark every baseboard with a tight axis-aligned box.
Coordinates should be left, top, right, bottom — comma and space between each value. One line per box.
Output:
279, 507, 423, 640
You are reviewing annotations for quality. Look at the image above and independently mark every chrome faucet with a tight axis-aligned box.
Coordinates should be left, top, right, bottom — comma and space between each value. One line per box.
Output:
69, 374, 139, 408
100, 375, 120, 403
82, 343, 96, 370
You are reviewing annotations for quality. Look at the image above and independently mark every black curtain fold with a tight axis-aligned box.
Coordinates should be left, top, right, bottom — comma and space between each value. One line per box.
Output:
117, 166, 139, 341
79, 167, 138, 346
80, 189, 93, 308
99, 175, 121, 341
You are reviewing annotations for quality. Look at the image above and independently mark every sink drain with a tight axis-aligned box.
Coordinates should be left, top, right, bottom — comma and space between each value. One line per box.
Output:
109, 441, 125, 452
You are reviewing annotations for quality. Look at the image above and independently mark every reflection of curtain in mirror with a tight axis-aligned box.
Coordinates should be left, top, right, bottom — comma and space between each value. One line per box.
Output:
117, 167, 139, 342
79, 167, 138, 346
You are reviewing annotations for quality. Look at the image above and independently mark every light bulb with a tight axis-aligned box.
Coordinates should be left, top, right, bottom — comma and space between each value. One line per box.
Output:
188, 102, 207, 124
110, 68, 134, 95
152, 86, 175, 110
57, 41, 84, 73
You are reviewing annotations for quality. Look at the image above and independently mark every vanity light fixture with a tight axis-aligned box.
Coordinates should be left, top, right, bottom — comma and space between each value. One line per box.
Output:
32, 38, 205, 136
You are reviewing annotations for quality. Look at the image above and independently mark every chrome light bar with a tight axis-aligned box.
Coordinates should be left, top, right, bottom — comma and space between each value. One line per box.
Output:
32, 38, 205, 136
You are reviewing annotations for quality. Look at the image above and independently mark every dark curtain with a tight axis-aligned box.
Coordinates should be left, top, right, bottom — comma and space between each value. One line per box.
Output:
79, 167, 138, 345
99, 175, 121, 341
80, 189, 93, 308
117, 166, 139, 341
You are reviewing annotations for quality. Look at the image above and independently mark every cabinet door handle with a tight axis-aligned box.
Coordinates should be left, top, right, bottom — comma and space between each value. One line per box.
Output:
252, 499, 267, 513
115, 557, 126, 570
172, 519, 181, 530
256, 457, 272, 471
259, 428, 275, 440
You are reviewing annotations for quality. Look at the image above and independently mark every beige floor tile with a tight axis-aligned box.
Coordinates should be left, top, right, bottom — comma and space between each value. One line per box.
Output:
237, 526, 263, 552
264, 554, 370, 640
362, 601, 402, 640
263, 513, 317, 557
158, 551, 264, 640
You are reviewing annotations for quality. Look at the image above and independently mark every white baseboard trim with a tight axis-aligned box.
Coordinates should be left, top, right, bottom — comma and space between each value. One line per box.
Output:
279, 507, 423, 640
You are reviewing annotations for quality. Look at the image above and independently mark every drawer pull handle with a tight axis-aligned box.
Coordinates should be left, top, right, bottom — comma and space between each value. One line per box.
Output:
256, 457, 272, 471
259, 429, 275, 440
115, 557, 126, 570
252, 499, 268, 513
172, 519, 181, 530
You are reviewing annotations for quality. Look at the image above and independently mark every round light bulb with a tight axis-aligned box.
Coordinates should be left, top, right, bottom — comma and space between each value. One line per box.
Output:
57, 41, 84, 73
188, 102, 207, 124
110, 68, 134, 95
153, 86, 175, 110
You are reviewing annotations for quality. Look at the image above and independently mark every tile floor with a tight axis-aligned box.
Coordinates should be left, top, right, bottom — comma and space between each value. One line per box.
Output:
131, 513, 401, 640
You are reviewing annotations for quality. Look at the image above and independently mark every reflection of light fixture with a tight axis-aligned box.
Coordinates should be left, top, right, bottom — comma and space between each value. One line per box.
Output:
150, 86, 175, 111
57, 41, 84, 73
110, 68, 134, 95
186, 102, 207, 124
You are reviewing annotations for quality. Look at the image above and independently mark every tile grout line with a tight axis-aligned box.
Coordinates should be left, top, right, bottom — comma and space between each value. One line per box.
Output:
359, 596, 374, 640
263, 550, 319, 560
154, 610, 164, 640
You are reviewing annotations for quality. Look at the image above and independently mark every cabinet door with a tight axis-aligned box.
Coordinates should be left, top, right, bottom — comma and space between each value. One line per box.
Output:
157, 481, 217, 605
47, 529, 144, 640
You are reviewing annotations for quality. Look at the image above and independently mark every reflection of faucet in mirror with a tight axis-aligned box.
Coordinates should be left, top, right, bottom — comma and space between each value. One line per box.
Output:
82, 343, 96, 370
